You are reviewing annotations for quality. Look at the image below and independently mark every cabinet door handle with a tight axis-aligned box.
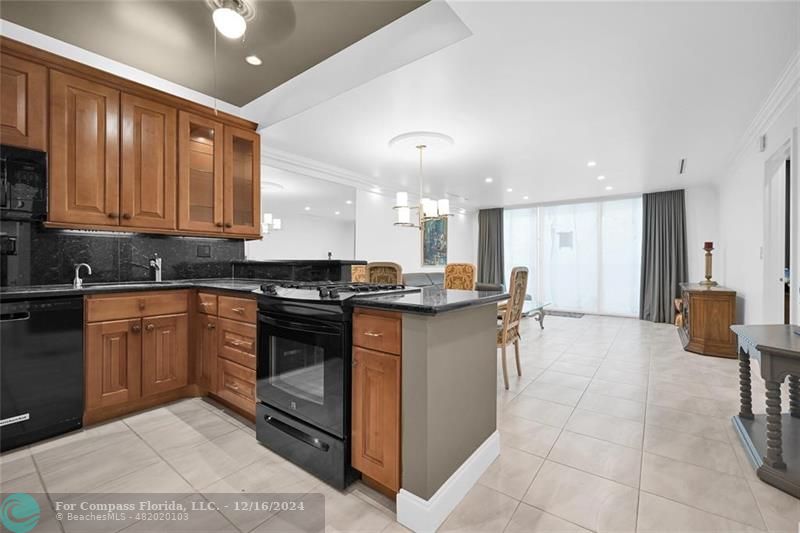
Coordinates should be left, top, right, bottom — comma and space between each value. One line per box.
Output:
363, 331, 383, 337
231, 307, 245, 314
215, 222, 223, 228
207, 322, 216, 330
145, 323, 155, 332
200, 302, 211, 307
224, 223, 233, 228
122, 213, 131, 220
138, 300, 146, 310
131, 324, 142, 333
108, 212, 118, 219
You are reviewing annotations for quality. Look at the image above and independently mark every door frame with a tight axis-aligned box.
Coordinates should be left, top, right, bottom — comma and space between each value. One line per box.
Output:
763, 128, 799, 324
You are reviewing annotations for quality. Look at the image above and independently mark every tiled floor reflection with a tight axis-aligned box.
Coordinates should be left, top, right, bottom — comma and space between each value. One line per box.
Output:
3, 315, 799, 532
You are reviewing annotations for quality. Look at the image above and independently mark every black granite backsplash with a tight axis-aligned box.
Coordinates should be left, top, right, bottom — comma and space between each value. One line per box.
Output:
26, 224, 243, 285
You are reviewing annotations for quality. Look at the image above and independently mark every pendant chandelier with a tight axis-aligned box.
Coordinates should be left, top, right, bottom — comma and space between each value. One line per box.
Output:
390, 132, 453, 229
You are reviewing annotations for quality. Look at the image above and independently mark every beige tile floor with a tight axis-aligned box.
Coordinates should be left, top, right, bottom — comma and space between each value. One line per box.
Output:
2, 314, 799, 532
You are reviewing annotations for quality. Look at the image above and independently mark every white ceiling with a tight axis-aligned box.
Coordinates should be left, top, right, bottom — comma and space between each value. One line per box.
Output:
261, 166, 356, 222
262, 1, 800, 210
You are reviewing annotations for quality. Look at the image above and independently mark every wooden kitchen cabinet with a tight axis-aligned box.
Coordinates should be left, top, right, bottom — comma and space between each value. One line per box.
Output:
120, 93, 177, 229
141, 313, 189, 397
49, 70, 120, 225
216, 358, 256, 415
218, 317, 256, 370
351, 346, 401, 494
196, 315, 218, 391
178, 111, 224, 233
85, 318, 142, 410
0, 52, 47, 150
224, 126, 261, 236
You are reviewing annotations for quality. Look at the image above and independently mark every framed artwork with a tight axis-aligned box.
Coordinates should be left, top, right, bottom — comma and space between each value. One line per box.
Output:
422, 217, 448, 266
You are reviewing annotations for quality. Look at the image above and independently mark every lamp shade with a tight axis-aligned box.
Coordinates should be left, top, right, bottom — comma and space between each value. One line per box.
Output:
420, 198, 436, 218
395, 191, 409, 208
437, 198, 450, 216
396, 206, 411, 225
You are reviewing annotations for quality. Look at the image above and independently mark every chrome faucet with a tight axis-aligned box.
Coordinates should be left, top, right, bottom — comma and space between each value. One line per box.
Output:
149, 253, 162, 282
73, 263, 92, 289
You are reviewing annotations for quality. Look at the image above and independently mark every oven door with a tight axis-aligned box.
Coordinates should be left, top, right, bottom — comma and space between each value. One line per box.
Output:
257, 313, 345, 438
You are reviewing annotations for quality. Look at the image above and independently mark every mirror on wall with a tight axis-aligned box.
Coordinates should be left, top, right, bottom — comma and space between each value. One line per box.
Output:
245, 167, 356, 260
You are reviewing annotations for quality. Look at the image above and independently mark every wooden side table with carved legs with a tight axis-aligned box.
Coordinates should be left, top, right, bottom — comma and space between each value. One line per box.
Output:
732, 325, 800, 498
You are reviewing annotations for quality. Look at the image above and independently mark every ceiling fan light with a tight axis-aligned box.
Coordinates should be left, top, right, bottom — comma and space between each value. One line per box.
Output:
213, 7, 246, 39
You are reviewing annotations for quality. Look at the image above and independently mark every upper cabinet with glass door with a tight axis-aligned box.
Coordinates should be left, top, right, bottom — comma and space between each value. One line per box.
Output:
224, 126, 261, 236
178, 112, 224, 233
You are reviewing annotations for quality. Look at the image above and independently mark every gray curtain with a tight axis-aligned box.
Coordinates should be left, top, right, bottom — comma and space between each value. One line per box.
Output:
478, 208, 504, 285
639, 189, 688, 323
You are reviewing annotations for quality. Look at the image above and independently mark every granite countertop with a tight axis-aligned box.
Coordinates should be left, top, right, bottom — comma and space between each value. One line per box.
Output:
0, 278, 266, 300
232, 259, 367, 266
350, 286, 509, 315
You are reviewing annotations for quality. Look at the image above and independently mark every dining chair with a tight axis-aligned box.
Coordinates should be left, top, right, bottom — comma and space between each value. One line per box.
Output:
351, 265, 367, 283
444, 263, 476, 290
497, 266, 529, 389
366, 262, 403, 284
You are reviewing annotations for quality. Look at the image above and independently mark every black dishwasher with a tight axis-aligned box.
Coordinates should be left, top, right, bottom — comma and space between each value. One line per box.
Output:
0, 296, 84, 451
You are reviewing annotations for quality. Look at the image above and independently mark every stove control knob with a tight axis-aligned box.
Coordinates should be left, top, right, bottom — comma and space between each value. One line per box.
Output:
318, 287, 330, 298
261, 284, 278, 295
328, 288, 340, 298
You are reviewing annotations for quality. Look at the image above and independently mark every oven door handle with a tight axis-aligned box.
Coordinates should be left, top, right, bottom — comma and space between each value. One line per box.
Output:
259, 315, 342, 336
264, 415, 330, 452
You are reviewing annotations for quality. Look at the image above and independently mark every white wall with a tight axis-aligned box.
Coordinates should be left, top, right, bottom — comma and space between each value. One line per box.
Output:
246, 216, 355, 261
354, 189, 477, 274
716, 98, 798, 324
684, 185, 720, 284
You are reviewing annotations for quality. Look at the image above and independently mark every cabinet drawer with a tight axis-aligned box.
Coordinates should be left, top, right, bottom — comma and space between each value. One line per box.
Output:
353, 310, 401, 355
218, 295, 257, 323
197, 292, 218, 315
216, 358, 255, 415
218, 318, 256, 370
86, 290, 189, 322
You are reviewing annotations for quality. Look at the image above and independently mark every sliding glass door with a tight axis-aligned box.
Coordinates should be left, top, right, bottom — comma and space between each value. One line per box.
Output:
504, 197, 642, 316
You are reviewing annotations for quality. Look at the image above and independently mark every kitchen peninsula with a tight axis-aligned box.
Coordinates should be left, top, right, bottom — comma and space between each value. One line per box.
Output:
349, 286, 508, 532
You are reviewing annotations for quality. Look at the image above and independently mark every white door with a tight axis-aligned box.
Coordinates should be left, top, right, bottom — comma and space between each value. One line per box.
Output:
763, 159, 788, 324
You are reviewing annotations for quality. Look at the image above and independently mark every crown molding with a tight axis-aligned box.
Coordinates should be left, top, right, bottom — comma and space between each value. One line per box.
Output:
261, 147, 388, 193
723, 48, 800, 176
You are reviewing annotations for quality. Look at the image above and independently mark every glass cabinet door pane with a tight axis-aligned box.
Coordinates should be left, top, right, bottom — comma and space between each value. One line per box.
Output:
189, 124, 216, 224
232, 136, 254, 226
224, 126, 260, 235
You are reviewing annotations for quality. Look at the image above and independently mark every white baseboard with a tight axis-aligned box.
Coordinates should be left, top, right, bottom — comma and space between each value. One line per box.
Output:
396, 431, 500, 533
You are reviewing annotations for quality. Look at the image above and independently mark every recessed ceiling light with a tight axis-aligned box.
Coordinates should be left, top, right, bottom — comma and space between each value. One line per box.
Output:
334, 211, 341, 215
587, 161, 597, 167
304, 206, 311, 211
597, 175, 606, 181
245, 55, 262, 66
485, 177, 493, 183
605, 185, 614, 191
371, 186, 381, 193
523, 195, 529, 200
459, 208, 467, 214
506, 188, 513, 193
345, 200, 353, 205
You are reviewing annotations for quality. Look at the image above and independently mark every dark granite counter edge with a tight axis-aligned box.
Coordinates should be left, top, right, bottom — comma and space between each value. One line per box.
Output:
0, 279, 264, 301
232, 259, 367, 266
349, 291, 509, 316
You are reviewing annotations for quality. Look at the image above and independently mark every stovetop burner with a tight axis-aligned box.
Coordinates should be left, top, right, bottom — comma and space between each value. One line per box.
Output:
258, 281, 410, 301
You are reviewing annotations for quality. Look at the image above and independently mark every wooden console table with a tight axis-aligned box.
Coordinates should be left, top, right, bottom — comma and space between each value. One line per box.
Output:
731, 324, 800, 498
679, 283, 737, 358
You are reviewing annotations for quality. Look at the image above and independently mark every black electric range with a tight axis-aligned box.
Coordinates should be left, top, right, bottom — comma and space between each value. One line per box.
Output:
253, 280, 417, 488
